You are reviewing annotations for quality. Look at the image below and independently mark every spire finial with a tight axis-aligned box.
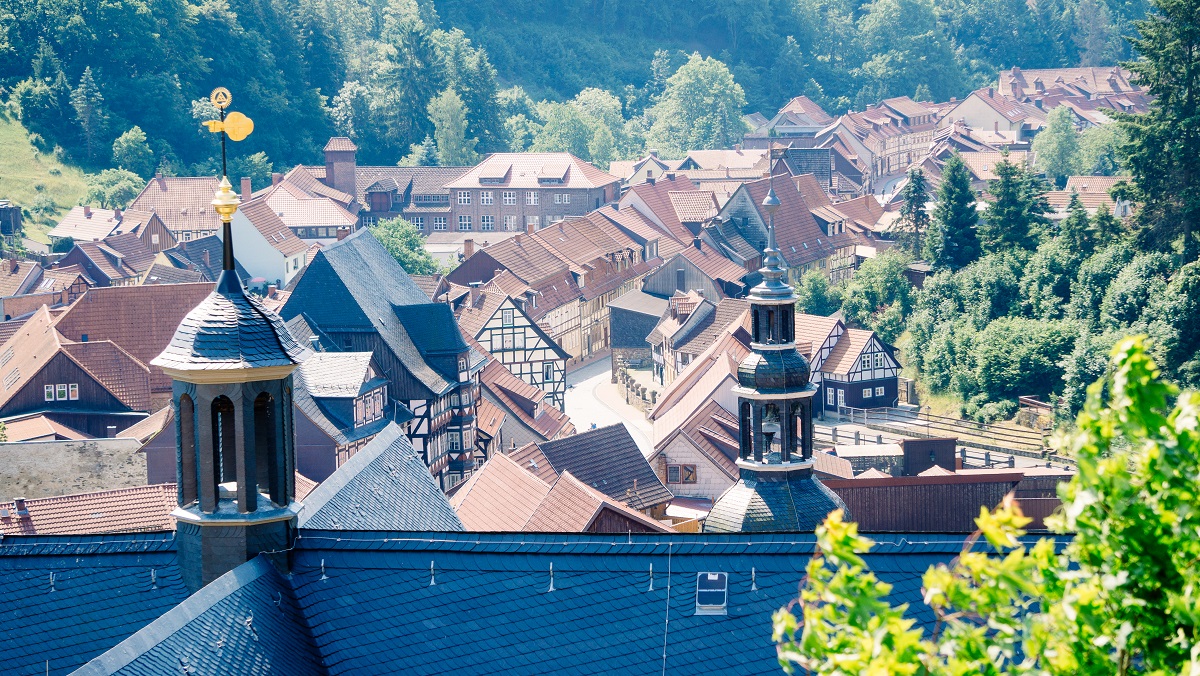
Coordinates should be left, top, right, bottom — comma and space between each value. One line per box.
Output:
204, 87, 254, 272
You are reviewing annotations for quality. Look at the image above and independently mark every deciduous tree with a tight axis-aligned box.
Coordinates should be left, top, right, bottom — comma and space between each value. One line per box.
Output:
369, 217, 439, 275
428, 88, 478, 166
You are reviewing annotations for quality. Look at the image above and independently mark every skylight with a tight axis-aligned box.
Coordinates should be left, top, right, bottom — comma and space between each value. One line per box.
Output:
695, 572, 728, 615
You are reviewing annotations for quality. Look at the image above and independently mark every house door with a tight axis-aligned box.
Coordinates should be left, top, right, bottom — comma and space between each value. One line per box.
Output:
837, 389, 845, 409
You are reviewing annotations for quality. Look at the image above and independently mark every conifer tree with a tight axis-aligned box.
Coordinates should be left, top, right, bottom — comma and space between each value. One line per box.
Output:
925, 153, 980, 270
898, 168, 930, 255
1090, 202, 1124, 246
70, 67, 109, 165
980, 158, 1050, 253
1059, 191, 1093, 254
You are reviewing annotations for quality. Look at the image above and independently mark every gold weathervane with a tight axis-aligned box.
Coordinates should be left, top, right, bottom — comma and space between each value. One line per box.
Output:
203, 87, 255, 224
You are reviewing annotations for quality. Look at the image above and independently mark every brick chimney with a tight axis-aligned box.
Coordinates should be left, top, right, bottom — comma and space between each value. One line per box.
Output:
267, 284, 277, 298
469, 281, 482, 306
155, 172, 165, 188
114, 207, 122, 221
324, 137, 358, 202
463, 238, 475, 259
13, 497, 28, 517
272, 172, 283, 186
241, 177, 252, 202
9, 259, 19, 274
994, 120, 999, 134
336, 226, 349, 241
526, 221, 536, 235
203, 249, 210, 267
83, 205, 92, 218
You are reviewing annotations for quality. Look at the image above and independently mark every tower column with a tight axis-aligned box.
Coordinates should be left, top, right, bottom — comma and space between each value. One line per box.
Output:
234, 390, 256, 514
195, 390, 218, 513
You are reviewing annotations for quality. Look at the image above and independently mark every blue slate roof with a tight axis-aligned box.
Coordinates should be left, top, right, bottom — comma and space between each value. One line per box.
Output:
0, 533, 188, 676
534, 424, 673, 510
74, 557, 324, 676
280, 230, 463, 397
705, 466, 848, 533
297, 424, 465, 531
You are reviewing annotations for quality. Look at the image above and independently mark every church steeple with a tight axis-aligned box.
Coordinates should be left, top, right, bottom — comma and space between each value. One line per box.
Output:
151, 89, 305, 591
704, 176, 848, 533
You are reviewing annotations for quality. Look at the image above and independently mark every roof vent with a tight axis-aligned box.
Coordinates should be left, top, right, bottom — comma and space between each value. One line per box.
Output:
695, 572, 728, 615
14, 497, 29, 517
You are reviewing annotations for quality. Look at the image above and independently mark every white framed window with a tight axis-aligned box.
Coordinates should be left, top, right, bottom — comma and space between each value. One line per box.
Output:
875, 386, 885, 397
695, 573, 728, 616
543, 362, 554, 381
45, 385, 54, 401
826, 388, 835, 405
151, 234, 159, 244
502, 309, 514, 326
412, 216, 424, 230
57, 384, 68, 400
458, 191, 471, 205
861, 355, 872, 370
561, 193, 570, 204
433, 217, 447, 231
183, 232, 192, 241
863, 388, 872, 398
458, 215, 472, 231
526, 215, 540, 230
553, 194, 562, 205
481, 215, 495, 231
875, 353, 885, 368
481, 191, 493, 205
448, 432, 461, 451
526, 191, 538, 205
503, 191, 516, 205
503, 215, 517, 231
502, 334, 514, 349
451, 393, 460, 407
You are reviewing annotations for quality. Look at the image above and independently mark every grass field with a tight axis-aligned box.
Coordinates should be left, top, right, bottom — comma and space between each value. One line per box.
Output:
0, 113, 89, 244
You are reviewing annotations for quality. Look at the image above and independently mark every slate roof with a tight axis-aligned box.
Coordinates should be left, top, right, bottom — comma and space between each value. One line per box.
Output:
670, 297, 749, 355
128, 176, 222, 235
0, 533, 188, 675
290, 355, 407, 449
705, 466, 849, 533
0, 484, 176, 536
280, 229, 463, 397
162, 236, 251, 282
349, 165, 468, 206
151, 274, 305, 373
296, 352, 375, 397
532, 424, 672, 510
298, 424, 464, 531
140, 262, 204, 285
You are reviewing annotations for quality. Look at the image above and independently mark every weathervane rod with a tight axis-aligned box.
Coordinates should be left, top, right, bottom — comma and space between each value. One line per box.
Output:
203, 87, 254, 273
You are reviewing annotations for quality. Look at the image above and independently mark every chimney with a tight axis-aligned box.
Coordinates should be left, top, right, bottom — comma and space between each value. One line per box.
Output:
267, 283, 277, 298
113, 207, 122, 221
272, 172, 283, 186
693, 235, 702, 251
526, 221, 535, 235
463, 238, 475, 259
987, 87, 994, 98
8, 259, 18, 274
469, 281, 482, 306
155, 172, 165, 188
336, 226, 349, 241
734, 144, 743, 153
106, 425, 117, 438
666, 172, 676, 181
675, 268, 686, 293
646, 175, 655, 186
514, 233, 524, 245
83, 205, 92, 218
325, 137, 358, 200
241, 177, 252, 202
994, 120, 999, 134
13, 497, 28, 517
203, 249, 210, 267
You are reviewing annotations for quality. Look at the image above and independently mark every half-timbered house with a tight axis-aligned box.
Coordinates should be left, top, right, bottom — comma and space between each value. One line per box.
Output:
794, 313, 900, 412
280, 229, 486, 490
456, 281, 569, 408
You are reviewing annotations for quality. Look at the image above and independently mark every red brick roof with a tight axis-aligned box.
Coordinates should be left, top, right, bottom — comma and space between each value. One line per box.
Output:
446, 153, 619, 190
450, 452, 551, 530
324, 136, 358, 152
623, 175, 701, 245
2, 414, 89, 442
61, 340, 152, 411
129, 176, 222, 235
0, 260, 42, 298
479, 360, 573, 440
0, 484, 176, 535
239, 197, 310, 257
509, 442, 560, 483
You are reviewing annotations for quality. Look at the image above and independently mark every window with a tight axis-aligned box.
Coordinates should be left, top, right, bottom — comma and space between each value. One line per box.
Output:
451, 393, 461, 407
502, 309, 514, 326
543, 362, 554, 381
863, 388, 873, 399
481, 215, 495, 231
448, 432, 461, 451
861, 355, 872, 370
458, 191, 471, 205
69, 384, 78, 400
503, 215, 517, 231
183, 232, 192, 242
553, 194, 562, 205
875, 386, 885, 397
151, 234, 159, 245
526, 191, 539, 205
481, 191, 493, 205
875, 353, 885, 368
458, 215, 472, 231
695, 573, 728, 615
412, 216, 424, 230
433, 217, 447, 231
502, 333, 514, 350
515, 332, 525, 349
526, 215, 540, 230
45, 385, 54, 401
561, 193, 570, 204
667, 464, 697, 484
827, 388, 835, 405
458, 357, 468, 371
56, 384, 68, 400
503, 191, 516, 205
667, 465, 681, 483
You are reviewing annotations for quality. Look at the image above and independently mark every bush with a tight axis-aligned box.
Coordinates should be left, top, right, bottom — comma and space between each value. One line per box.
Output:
971, 399, 1017, 424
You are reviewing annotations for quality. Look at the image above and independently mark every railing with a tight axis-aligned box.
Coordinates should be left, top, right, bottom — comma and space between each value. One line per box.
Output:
836, 406, 1046, 454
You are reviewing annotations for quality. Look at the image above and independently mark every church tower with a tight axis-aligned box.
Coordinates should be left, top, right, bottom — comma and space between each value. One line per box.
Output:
704, 184, 848, 533
152, 177, 306, 592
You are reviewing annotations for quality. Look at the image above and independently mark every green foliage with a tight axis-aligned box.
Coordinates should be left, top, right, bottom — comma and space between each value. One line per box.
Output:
83, 168, 142, 209
1057, 192, 1093, 255
926, 153, 980, 270
50, 236, 75, 254
1077, 124, 1125, 176
1097, 251, 1173, 331
776, 338, 1200, 675
1020, 238, 1078, 320
1067, 243, 1134, 324
369, 217, 439, 275
228, 153, 273, 193
398, 136, 437, 167
840, 250, 912, 343
980, 158, 1051, 253
645, 54, 747, 158
70, 67, 109, 165
971, 317, 1077, 401
111, 126, 155, 179
897, 168, 930, 256
794, 269, 842, 316
428, 88, 479, 166
1032, 106, 1081, 187
1119, 0, 1200, 260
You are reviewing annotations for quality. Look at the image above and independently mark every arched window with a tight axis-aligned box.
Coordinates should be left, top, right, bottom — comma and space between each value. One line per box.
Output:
766, 309, 775, 343
739, 401, 752, 460
751, 307, 761, 343
212, 396, 235, 484
254, 393, 282, 505
179, 394, 196, 506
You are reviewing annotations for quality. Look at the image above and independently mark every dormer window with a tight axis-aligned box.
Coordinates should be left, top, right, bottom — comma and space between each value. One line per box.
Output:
695, 572, 728, 615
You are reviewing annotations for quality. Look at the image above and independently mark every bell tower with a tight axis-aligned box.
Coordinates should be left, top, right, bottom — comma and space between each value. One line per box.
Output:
152, 91, 306, 591
704, 180, 848, 533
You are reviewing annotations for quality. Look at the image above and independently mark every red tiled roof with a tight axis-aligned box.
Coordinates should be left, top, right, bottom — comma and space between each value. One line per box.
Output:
119, 406, 173, 444
0, 260, 42, 298
0, 484, 176, 535
793, 174, 832, 209
324, 136, 358, 152
482, 235, 569, 287
295, 472, 319, 501
479, 360, 573, 440
446, 153, 619, 190
679, 242, 749, 283
622, 175, 701, 245
475, 397, 506, 439
525, 471, 671, 533
509, 442, 560, 483
450, 452, 552, 530
778, 96, 834, 125
821, 327, 874, 375
129, 176, 222, 235
669, 191, 719, 223
2, 414, 89, 442
61, 340, 152, 411
238, 198, 310, 257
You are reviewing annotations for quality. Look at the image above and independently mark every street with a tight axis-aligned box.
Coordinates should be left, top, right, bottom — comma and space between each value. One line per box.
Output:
563, 356, 654, 456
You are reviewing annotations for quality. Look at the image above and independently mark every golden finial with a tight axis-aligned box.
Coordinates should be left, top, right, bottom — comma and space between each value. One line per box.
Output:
212, 176, 240, 225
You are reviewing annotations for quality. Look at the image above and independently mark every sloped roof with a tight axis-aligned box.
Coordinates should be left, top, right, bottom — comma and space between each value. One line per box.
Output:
821, 327, 875, 375
793, 313, 842, 361
1, 413, 89, 441
450, 452, 552, 530
163, 235, 251, 282
118, 405, 173, 444
296, 352, 374, 398
474, 396, 505, 438
622, 175, 701, 245
599, 206, 685, 257
480, 234, 570, 287
141, 262, 205, 285
533, 424, 672, 510
298, 424, 464, 531
680, 243, 750, 284
959, 151, 1032, 182
0, 260, 41, 298
0, 484, 176, 535
129, 176, 222, 234
778, 95, 834, 124
659, 398, 741, 480
72, 233, 156, 282
670, 298, 749, 355
447, 153, 619, 190
479, 360, 574, 440
525, 471, 671, 533
324, 136, 357, 152
238, 197, 310, 257
60, 340, 152, 411
263, 180, 357, 230
704, 466, 848, 533
669, 190, 719, 223
680, 148, 768, 170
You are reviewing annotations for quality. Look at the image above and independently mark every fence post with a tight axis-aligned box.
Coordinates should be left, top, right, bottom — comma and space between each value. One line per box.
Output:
832, 428, 838, 444
854, 430, 860, 445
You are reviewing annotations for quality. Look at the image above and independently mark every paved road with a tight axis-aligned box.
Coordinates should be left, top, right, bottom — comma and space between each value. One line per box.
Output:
564, 357, 654, 456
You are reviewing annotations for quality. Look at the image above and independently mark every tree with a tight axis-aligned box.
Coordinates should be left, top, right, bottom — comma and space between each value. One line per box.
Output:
398, 136, 437, 167
645, 54, 747, 158
794, 270, 842, 316
111, 126, 156, 179
840, 250, 912, 343
587, 126, 615, 170
1020, 238, 1076, 319
926, 153, 980, 270
1098, 251, 1174, 330
83, 169, 143, 209
227, 153, 273, 192
897, 168, 930, 255
1119, 0, 1200, 260
530, 101, 593, 158
1058, 191, 1093, 254
979, 158, 1050, 252
428, 88, 478, 166
1032, 105, 1080, 187
1077, 123, 1124, 176
70, 67, 109, 164
369, 218, 439, 275
1089, 203, 1124, 246
775, 338, 1200, 675
1075, 0, 1121, 65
